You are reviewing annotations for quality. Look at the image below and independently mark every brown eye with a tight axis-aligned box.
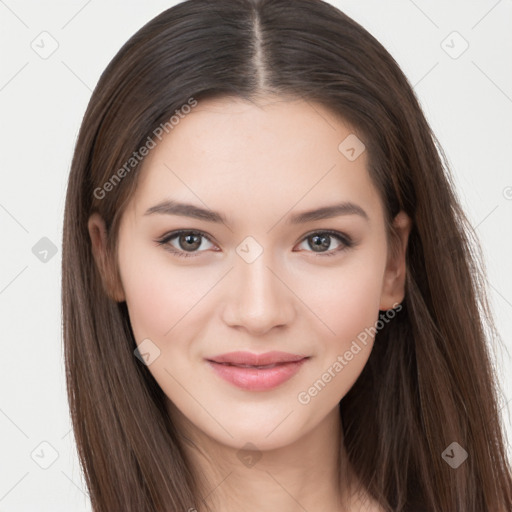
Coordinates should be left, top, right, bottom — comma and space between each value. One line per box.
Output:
296, 230, 353, 256
177, 233, 202, 251
156, 230, 215, 258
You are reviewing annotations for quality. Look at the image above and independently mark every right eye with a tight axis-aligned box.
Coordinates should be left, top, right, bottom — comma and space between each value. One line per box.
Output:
155, 230, 217, 258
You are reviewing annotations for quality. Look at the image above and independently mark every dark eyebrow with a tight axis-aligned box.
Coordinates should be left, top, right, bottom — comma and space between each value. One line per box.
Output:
144, 200, 228, 223
287, 202, 369, 224
144, 199, 369, 224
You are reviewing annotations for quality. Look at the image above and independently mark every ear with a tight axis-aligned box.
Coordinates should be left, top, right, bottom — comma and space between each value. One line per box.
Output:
87, 212, 125, 302
379, 210, 412, 310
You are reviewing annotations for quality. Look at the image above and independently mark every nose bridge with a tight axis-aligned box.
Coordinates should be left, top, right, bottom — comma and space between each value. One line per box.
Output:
223, 237, 294, 333
239, 250, 277, 302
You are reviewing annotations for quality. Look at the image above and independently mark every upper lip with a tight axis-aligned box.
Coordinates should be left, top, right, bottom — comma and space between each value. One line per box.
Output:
207, 351, 309, 366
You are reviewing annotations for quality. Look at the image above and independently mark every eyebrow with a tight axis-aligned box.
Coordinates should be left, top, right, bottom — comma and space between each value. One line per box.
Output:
144, 199, 369, 224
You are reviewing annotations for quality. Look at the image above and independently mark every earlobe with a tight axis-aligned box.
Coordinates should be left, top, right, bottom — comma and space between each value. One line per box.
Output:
379, 211, 412, 310
87, 213, 125, 302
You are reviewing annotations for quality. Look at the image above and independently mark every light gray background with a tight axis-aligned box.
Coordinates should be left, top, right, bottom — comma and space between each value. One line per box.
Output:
0, 1, 511, 510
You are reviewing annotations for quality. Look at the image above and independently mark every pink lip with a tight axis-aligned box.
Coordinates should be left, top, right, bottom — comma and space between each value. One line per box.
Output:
208, 350, 308, 366
205, 351, 310, 391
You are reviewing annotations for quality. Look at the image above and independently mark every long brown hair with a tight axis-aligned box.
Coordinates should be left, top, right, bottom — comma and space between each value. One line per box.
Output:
61, 0, 512, 510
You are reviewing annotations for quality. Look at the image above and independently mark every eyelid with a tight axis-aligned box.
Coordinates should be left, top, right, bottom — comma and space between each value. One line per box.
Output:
155, 229, 217, 258
298, 229, 352, 246
155, 228, 355, 258
294, 229, 354, 256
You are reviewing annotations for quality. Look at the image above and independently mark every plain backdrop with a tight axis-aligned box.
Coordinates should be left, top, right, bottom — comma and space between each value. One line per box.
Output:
0, 1, 511, 510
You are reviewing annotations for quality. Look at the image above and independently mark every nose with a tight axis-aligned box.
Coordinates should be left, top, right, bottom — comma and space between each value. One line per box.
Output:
221, 250, 295, 336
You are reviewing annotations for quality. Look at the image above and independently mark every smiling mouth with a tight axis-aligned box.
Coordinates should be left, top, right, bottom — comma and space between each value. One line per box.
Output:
206, 358, 309, 391
206, 350, 309, 366
213, 362, 286, 369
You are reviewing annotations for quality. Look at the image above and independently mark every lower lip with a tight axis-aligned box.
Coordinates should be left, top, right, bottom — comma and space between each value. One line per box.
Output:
206, 359, 308, 391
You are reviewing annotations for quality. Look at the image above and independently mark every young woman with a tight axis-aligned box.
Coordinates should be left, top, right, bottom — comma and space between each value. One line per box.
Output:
61, 0, 512, 510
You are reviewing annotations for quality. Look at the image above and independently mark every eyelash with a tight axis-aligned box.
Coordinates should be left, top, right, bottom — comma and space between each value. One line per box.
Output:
155, 229, 354, 259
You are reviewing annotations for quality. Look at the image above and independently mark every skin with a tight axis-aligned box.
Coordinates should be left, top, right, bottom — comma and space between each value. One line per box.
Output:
89, 96, 411, 512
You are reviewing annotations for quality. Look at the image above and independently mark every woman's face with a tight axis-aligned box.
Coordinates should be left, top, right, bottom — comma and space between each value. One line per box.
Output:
94, 96, 409, 451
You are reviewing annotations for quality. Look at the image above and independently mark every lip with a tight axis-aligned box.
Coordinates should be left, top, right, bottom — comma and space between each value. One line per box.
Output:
207, 350, 308, 366
205, 351, 310, 391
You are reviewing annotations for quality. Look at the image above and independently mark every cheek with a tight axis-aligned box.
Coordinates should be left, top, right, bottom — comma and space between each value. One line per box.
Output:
294, 244, 386, 402
117, 240, 215, 342
302, 249, 386, 344
329, 268, 382, 339
298, 267, 383, 404
117, 234, 172, 339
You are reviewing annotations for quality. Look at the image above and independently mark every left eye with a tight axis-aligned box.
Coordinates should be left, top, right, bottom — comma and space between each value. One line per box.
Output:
296, 230, 353, 256
155, 230, 353, 258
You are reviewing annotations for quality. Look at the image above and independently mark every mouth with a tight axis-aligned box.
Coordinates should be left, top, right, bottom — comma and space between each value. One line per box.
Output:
212, 362, 291, 369
205, 353, 310, 391
207, 350, 309, 366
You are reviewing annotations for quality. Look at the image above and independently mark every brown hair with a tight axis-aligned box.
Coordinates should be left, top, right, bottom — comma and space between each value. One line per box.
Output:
61, 0, 512, 510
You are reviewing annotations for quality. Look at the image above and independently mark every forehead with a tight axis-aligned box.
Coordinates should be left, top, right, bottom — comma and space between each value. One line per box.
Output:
126, 96, 384, 226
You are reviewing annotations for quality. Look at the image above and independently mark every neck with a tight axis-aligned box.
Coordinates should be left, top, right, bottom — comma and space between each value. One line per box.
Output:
167, 402, 361, 512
